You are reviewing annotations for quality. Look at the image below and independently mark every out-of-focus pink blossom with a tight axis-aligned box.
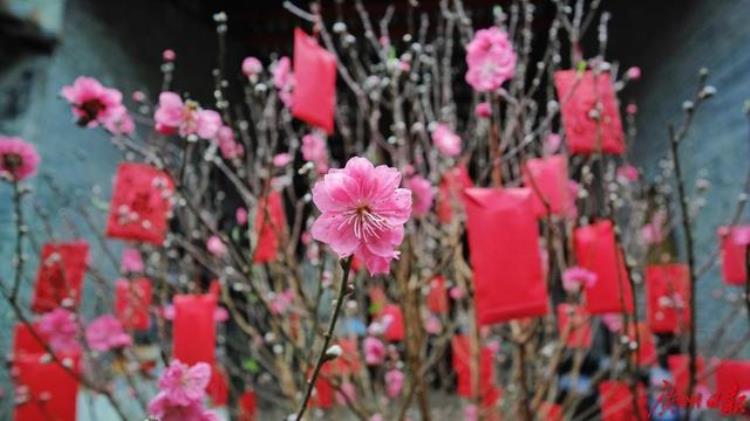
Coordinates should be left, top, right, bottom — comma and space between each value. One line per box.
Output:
335, 382, 357, 406
154, 92, 221, 140
465, 27, 517, 92
156, 360, 211, 406
626, 103, 638, 115
617, 164, 640, 183
562, 267, 598, 293
385, 369, 405, 398
242, 57, 263, 78
104, 106, 135, 136
602, 313, 623, 333
61, 77, 124, 128
733, 226, 750, 246
273, 153, 293, 168
464, 404, 478, 421
132, 90, 146, 102
236, 207, 248, 225
162, 49, 176, 62
269, 289, 295, 315
363, 336, 386, 365
544, 133, 562, 155
641, 210, 667, 245
310, 157, 412, 275
215, 126, 244, 159
627, 66, 642, 80
206, 235, 227, 257
449, 286, 464, 300
0, 136, 40, 181
85, 314, 132, 352
272, 57, 295, 108
474, 102, 492, 118
121, 248, 144, 273
38, 308, 80, 353
406, 175, 435, 217
370, 414, 384, 421
301, 133, 329, 173
432, 124, 462, 157
424, 315, 441, 334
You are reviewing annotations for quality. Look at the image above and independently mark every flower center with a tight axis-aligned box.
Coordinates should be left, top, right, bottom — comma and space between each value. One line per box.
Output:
2, 153, 22, 171
78, 99, 106, 125
347, 203, 390, 240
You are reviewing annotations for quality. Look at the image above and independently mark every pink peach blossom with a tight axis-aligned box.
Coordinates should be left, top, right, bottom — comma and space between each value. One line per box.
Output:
206, 235, 227, 257
272, 57, 294, 108
562, 267, 598, 293
465, 27, 517, 92
132, 90, 146, 102
148, 393, 217, 421
432, 124, 462, 157
273, 153, 293, 168
406, 175, 435, 217
310, 157, 412, 275
301, 133, 329, 172
157, 360, 211, 406
449, 286, 464, 300
335, 382, 357, 406
85, 314, 132, 352
424, 315, 441, 334
103, 105, 135, 136
385, 369, 405, 398
626, 103, 638, 115
464, 404, 478, 421
474, 102, 492, 118
269, 289, 295, 315
38, 308, 80, 353
617, 164, 640, 182
602, 313, 623, 333
0, 136, 40, 181
627, 66, 642, 80
162, 49, 176, 62
236, 207, 248, 225
242, 57, 263, 78
215, 126, 244, 159
363, 336, 386, 365
544, 133, 562, 155
61, 76, 124, 128
154, 92, 221, 139
120, 248, 144, 273
641, 210, 667, 245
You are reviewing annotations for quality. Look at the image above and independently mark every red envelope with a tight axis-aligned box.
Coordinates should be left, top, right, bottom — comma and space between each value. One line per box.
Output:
239, 390, 257, 421
381, 304, 405, 342
667, 354, 705, 403
522, 155, 571, 218
599, 381, 648, 421
207, 365, 229, 406
13, 323, 46, 356
574, 220, 634, 314
645, 264, 690, 334
12, 353, 81, 421
540, 402, 563, 421
715, 360, 750, 411
292, 28, 336, 134
426, 275, 449, 314
105, 163, 174, 245
627, 322, 656, 367
328, 338, 361, 375
310, 373, 334, 409
31, 241, 89, 313
557, 304, 592, 348
554, 70, 625, 155
437, 165, 473, 223
253, 190, 286, 264
172, 293, 217, 365
451, 335, 495, 399
719, 226, 750, 286
463, 188, 548, 324
115, 278, 152, 331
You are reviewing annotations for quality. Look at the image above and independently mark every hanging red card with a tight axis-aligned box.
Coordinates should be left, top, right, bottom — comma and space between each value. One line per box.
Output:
451, 335, 495, 399
253, 190, 286, 263
381, 304, 405, 342
574, 220, 634, 314
667, 354, 705, 405
540, 402, 563, 421
627, 322, 656, 367
105, 162, 174, 245
554, 70, 625, 155
31, 241, 89, 313
522, 155, 571, 218
599, 381, 648, 421
719, 226, 750, 286
715, 360, 750, 414
292, 28, 336, 134
12, 354, 81, 421
13, 323, 46, 356
437, 164, 473, 223
207, 364, 229, 406
310, 373, 334, 409
173, 293, 217, 365
645, 264, 690, 334
463, 188, 548, 325
115, 278, 152, 331
426, 275, 449, 314
239, 390, 257, 421
557, 304, 592, 348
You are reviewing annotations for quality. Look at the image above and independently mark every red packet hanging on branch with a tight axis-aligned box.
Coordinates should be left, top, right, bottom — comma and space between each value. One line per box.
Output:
309, 373, 334, 409
12, 353, 81, 421
426, 275, 449, 314
522, 155, 571, 218
574, 220, 634, 315
292, 28, 336, 134
380, 304, 405, 342
31, 241, 89, 313
173, 293, 217, 365
599, 381, 648, 421
715, 360, 750, 410
463, 188, 548, 325
239, 390, 258, 421
554, 70, 625, 155
13, 323, 46, 356
253, 190, 286, 264
115, 278, 152, 331
557, 304, 592, 348
718, 226, 750, 285
451, 335, 496, 399
105, 162, 174, 245
667, 354, 705, 403
207, 364, 229, 407
645, 264, 690, 334
627, 322, 656, 367
437, 164, 473, 224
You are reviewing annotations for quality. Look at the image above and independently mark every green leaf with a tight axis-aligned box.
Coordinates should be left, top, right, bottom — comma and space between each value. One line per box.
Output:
242, 358, 259, 373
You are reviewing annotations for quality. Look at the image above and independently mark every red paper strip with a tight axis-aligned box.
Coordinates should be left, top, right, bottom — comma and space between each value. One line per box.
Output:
426, 275, 449, 314
292, 28, 336, 134
554, 70, 625, 155
31, 241, 89, 313
645, 264, 690, 334
464, 188, 548, 324
627, 322, 656, 367
437, 165, 473, 223
105, 162, 174, 245
719, 226, 750, 286
115, 278, 152, 331
253, 190, 286, 264
522, 155, 571, 218
574, 220, 634, 314
12, 353, 81, 421
599, 381, 648, 421
557, 304, 592, 348
451, 335, 496, 400
172, 293, 217, 365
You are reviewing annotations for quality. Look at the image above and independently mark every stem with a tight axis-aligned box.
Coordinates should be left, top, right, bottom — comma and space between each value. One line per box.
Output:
294, 256, 354, 421
11, 181, 25, 300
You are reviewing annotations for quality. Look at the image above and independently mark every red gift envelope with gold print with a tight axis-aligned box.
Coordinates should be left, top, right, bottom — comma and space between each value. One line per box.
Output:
646, 264, 690, 334
292, 28, 336, 134
599, 381, 648, 421
31, 241, 89, 313
719, 225, 750, 286
522, 155, 571, 218
554, 70, 625, 155
115, 278, 152, 331
574, 220, 634, 314
172, 292, 217, 365
253, 190, 286, 264
464, 187, 548, 325
106, 162, 174, 245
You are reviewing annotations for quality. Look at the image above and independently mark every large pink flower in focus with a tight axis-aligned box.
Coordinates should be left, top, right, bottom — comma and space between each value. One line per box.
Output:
406, 175, 434, 217
61, 76, 124, 127
157, 360, 211, 406
465, 27, 517, 92
301, 133, 329, 172
311, 157, 412, 275
85, 314, 132, 352
154, 92, 222, 140
38, 307, 80, 353
148, 393, 217, 421
0, 136, 40, 181
432, 124, 462, 157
